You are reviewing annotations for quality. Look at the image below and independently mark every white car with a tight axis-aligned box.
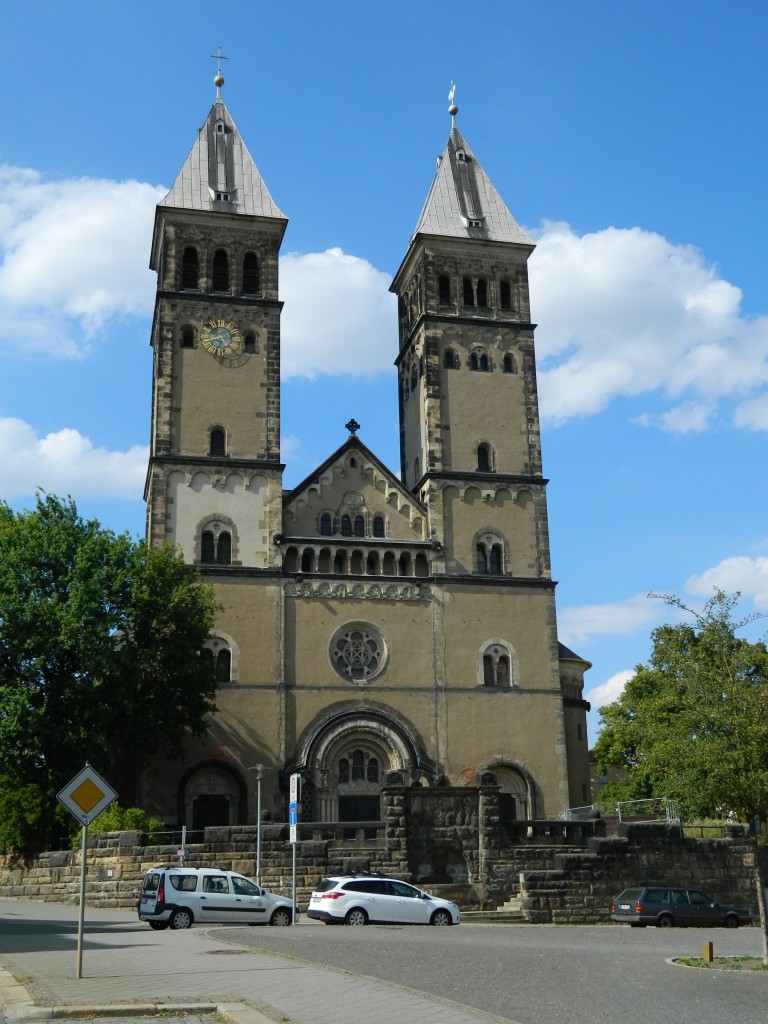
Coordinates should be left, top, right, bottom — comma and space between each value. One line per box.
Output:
307, 874, 460, 926
137, 865, 296, 930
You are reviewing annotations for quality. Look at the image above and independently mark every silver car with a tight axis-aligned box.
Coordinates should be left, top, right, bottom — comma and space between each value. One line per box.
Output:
307, 874, 460, 926
138, 865, 296, 929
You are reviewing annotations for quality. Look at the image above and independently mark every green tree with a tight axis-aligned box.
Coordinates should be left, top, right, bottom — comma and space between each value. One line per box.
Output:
0, 493, 218, 851
594, 590, 768, 826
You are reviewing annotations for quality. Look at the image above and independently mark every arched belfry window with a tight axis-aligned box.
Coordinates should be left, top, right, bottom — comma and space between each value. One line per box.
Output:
463, 276, 474, 306
243, 332, 257, 353
202, 633, 239, 686
181, 328, 195, 349
444, 348, 457, 369
504, 353, 517, 374
500, 280, 512, 311
181, 246, 199, 290
242, 252, 260, 294
201, 531, 215, 563
438, 274, 451, 304
212, 249, 230, 292
319, 512, 333, 536
372, 515, 385, 538
479, 640, 517, 689
470, 349, 489, 372
475, 532, 505, 576
476, 278, 488, 307
200, 520, 235, 566
477, 443, 492, 472
209, 428, 226, 457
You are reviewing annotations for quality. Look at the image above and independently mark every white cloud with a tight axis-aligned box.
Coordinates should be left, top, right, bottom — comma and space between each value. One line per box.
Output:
280, 248, 396, 378
529, 221, 768, 430
558, 593, 662, 647
585, 669, 634, 709
0, 417, 147, 500
685, 556, 768, 610
0, 166, 163, 353
0, 166, 397, 375
2, 164, 767, 432
733, 394, 768, 431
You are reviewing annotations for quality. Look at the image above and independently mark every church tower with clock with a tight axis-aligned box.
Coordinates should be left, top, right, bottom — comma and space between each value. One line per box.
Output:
143, 73, 592, 852
145, 74, 287, 572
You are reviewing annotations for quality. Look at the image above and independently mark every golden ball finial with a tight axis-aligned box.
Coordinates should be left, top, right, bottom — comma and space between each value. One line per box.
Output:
214, 74, 224, 88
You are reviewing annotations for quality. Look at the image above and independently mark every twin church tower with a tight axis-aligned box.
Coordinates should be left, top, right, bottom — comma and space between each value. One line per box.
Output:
143, 78, 591, 833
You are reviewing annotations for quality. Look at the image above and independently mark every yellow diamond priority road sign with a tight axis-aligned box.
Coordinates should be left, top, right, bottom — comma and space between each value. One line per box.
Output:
57, 764, 117, 826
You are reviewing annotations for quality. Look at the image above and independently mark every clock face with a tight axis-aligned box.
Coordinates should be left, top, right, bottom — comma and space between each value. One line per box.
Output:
201, 319, 242, 359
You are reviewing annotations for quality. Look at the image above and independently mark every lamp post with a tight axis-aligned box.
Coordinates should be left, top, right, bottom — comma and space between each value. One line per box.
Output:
249, 764, 264, 885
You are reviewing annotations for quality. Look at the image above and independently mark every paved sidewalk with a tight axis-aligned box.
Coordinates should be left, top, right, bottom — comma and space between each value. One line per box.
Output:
0, 898, 518, 1024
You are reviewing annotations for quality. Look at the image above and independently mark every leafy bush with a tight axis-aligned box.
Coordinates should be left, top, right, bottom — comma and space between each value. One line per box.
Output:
70, 804, 166, 849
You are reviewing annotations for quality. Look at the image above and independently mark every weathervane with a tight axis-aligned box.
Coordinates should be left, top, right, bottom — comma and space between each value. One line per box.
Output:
211, 47, 229, 99
345, 418, 361, 436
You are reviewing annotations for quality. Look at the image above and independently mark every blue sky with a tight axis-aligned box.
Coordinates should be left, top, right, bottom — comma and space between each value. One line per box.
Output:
2, 1, 767, 743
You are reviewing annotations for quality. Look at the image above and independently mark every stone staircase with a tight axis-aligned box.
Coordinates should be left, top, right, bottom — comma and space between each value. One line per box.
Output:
461, 895, 525, 923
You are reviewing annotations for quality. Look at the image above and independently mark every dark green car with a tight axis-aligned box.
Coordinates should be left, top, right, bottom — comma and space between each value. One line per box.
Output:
611, 886, 751, 928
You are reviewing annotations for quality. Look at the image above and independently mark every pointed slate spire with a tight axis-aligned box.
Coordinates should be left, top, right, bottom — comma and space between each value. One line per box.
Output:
160, 99, 286, 220
412, 112, 530, 245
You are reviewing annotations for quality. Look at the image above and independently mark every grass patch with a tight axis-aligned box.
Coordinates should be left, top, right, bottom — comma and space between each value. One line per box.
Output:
675, 956, 768, 972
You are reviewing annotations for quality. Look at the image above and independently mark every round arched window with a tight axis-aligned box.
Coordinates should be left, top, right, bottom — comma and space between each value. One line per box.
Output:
329, 622, 389, 684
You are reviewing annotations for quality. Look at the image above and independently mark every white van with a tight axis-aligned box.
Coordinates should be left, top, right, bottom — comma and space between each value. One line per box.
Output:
138, 865, 296, 929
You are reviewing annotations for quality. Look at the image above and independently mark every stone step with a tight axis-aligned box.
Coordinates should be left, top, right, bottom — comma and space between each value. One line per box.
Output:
461, 908, 525, 923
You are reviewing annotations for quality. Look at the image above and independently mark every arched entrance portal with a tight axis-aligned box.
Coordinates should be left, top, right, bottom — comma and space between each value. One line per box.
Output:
488, 764, 532, 822
295, 708, 427, 825
181, 763, 245, 829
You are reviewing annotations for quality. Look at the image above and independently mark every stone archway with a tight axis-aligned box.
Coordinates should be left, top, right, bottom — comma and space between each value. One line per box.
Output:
181, 763, 245, 830
485, 763, 533, 821
295, 708, 426, 823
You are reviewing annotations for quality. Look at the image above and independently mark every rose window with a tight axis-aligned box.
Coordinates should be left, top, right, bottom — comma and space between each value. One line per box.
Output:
330, 623, 388, 683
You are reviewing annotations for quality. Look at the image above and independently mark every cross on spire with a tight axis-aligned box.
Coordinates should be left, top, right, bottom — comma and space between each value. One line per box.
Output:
210, 47, 229, 99
345, 418, 361, 435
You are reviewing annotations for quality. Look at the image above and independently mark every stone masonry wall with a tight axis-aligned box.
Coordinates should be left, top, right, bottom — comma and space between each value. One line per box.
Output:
518, 823, 765, 924
1, 821, 764, 926
0, 825, 410, 911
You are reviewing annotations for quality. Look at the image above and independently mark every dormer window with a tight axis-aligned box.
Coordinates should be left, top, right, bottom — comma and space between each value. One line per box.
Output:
216, 122, 225, 134
215, 192, 230, 201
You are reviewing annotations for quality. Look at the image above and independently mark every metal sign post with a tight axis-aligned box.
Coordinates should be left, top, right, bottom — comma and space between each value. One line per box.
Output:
56, 764, 117, 979
289, 772, 300, 922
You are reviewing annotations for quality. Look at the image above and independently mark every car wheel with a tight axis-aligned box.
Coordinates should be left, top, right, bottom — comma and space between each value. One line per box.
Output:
345, 908, 368, 926
169, 909, 193, 930
723, 915, 739, 929
657, 914, 674, 928
148, 920, 169, 931
270, 908, 292, 927
431, 909, 452, 926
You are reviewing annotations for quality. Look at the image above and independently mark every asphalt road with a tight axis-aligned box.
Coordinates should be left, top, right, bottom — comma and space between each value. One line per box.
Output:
221, 918, 768, 1024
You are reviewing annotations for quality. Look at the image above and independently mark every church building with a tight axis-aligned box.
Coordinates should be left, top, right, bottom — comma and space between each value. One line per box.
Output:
143, 76, 591, 835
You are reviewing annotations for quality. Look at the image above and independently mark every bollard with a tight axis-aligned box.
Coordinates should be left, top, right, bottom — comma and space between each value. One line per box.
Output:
702, 941, 714, 962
